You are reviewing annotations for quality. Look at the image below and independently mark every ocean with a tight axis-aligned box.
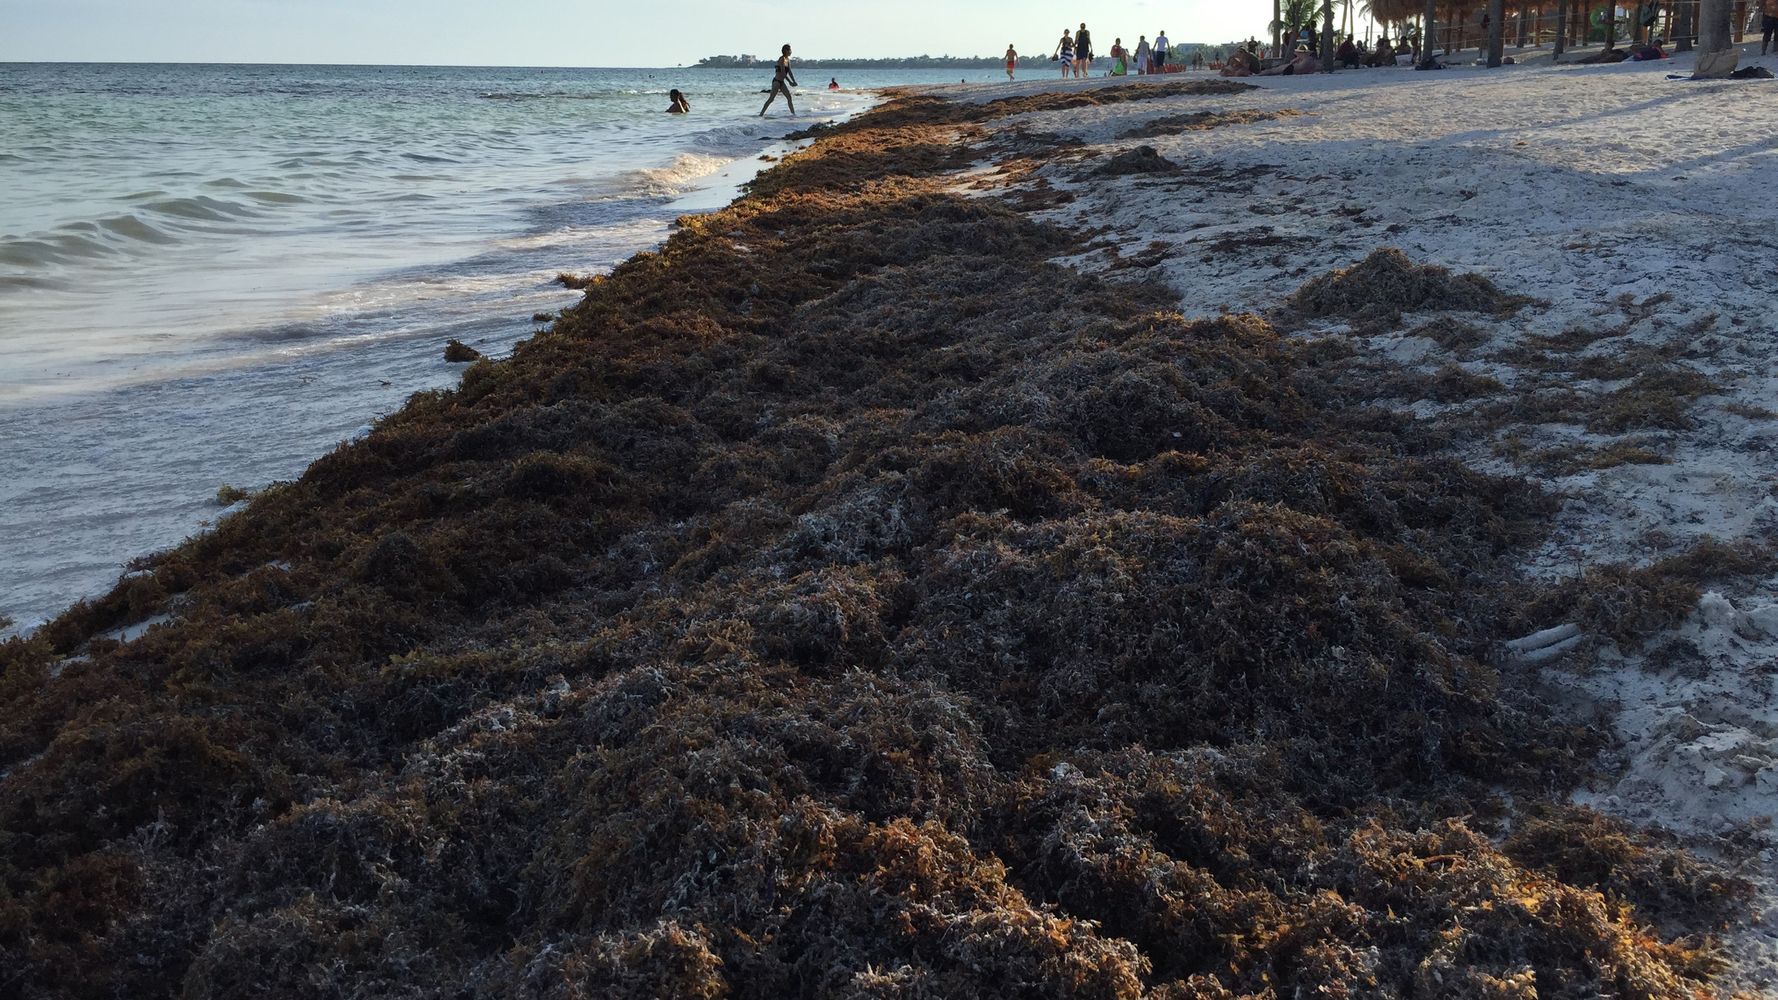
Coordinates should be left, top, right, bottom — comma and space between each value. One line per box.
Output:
0, 61, 998, 635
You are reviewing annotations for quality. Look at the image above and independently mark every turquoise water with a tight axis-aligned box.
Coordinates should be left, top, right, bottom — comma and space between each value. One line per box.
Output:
0, 62, 992, 633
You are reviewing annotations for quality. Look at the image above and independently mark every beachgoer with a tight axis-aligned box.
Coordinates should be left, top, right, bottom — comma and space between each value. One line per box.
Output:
1764, 0, 1778, 55
1054, 29, 1074, 79
1367, 35, 1394, 67
828, 77, 839, 90
1152, 29, 1169, 72
759, 44, 798, 116
1629, 38, 1666, 61
1219, 47, 1256, 77
1261, 44, 1320, 76
1133, 36, 1151, 75
1336, 36, 1359, 68
1108, 38, 1128, 76
1075, 23, 1094, 78
666, 89, 691, 113
1005, 44, 1019, 80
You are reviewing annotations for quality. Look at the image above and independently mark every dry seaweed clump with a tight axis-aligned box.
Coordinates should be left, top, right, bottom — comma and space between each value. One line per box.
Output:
1288, 248, 1534, 331
1087, 145, 1181, 178
1119, 108, 1302, 140
0, 90, 1746, 999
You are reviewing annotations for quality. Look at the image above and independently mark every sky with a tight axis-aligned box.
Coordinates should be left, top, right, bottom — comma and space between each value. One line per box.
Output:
0, 0, 1296, 66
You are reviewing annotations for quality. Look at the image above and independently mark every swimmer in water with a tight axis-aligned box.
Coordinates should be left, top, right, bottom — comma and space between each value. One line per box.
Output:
828, 77, 839, 90
759, 44, 798, 116
666, 89, 690, 113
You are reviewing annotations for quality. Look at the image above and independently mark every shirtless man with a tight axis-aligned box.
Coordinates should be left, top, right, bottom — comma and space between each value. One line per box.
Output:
1260, 44, 1320, 75
759, 44, 798, 117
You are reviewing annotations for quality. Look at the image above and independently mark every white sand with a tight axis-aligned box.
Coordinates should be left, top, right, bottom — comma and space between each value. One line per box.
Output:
952, 48, 1778, 990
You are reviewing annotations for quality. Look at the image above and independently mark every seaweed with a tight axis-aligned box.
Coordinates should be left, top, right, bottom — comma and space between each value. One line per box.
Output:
1119, 108, 1302, 140
1086, 145, 1182, 178
1287, 248, 1534, 331
0, 89, 1744, 1000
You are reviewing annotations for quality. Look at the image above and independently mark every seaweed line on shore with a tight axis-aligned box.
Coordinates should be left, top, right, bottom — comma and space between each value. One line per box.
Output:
0, 81, 1758, 999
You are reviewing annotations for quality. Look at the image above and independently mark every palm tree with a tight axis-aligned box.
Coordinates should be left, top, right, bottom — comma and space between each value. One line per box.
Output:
1487, 0, 1506, 63
1696, 0, 1736, 75
1424, 0, 1437, 61
1322, 0, 1337, 69
1554, 0, 1569, 54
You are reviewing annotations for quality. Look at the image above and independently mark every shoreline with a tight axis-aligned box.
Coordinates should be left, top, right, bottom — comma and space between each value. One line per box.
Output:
0, 87, 869, 640
1, 70, 1773, 996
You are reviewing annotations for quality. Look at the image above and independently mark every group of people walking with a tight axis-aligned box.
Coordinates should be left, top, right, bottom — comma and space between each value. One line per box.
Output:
1049, 24, 1171, 78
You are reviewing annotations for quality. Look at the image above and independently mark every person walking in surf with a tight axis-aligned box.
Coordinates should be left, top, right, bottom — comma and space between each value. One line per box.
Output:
1053, 29, 1074, 79
1074, 22, 1094, 77
1005, 43, 1019, 80
759, 44, 798, 116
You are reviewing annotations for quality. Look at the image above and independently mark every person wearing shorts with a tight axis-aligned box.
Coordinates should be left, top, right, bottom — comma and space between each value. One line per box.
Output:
1152, 30, 1169, 73
1005, 44, 1018, 80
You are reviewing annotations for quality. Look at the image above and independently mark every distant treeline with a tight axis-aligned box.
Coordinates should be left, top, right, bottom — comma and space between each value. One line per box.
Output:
696, 55, 1019, 69
694, 47, 1215, 70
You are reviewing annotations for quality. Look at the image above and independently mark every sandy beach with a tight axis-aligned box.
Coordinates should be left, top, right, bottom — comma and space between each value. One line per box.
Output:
942, 52, 1778, 987
3, 50, 1776, 998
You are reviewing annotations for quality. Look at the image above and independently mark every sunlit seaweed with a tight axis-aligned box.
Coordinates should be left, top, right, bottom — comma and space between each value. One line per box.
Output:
0, 89, 1747, 1000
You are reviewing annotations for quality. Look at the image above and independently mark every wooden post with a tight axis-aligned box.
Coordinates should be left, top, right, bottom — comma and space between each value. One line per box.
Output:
1556, 0, 1570, 53
1489, 0, 1507, 62
1675, 0, 1695, 50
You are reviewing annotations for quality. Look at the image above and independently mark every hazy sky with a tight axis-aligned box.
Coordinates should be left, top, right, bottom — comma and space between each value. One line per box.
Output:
0, 1, 1292, 66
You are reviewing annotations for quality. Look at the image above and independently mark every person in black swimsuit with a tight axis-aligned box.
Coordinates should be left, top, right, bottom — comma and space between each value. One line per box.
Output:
759, 44, 798, 117
1075, 22, 1094, 78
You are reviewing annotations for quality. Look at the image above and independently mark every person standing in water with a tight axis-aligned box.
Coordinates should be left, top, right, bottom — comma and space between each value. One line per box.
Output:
759, 44, 798, 117
1004, 43, 1018, 80
1053, 29, 1074, 79
1074, 22, 1093, 77
666, 89, 691, 113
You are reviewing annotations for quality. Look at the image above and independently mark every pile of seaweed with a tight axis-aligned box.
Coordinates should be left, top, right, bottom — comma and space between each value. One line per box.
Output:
0, 91, 1748, 1000
1288, 247, 1534, 331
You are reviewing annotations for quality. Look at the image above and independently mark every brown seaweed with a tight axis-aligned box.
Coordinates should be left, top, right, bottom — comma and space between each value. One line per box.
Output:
0, 89, 1748, 1000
